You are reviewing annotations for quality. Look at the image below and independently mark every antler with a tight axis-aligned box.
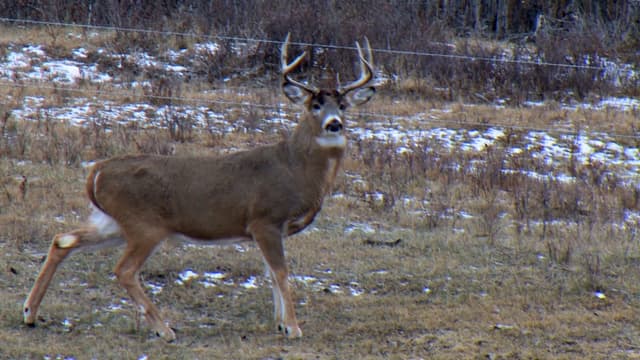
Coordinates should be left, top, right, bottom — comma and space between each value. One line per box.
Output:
281, 33, 319, 94
338, 37, 374, 95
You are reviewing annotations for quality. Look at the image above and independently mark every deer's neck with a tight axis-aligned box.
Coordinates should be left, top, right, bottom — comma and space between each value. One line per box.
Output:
287, 121, 345, 191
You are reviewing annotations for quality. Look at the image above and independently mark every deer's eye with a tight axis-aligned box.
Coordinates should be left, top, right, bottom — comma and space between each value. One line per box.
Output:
312, 103, 322, 111
339, 104, 347, 111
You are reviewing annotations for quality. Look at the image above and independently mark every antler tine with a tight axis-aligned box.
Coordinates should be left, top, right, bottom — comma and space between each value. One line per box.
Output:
338, 37, 374, 95
281, 33, 318, 94
363, 36, 374, 68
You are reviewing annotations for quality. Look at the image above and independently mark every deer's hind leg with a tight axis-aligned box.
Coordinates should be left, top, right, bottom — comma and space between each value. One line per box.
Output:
113, 226, 174, 341
23, 226, 124, 326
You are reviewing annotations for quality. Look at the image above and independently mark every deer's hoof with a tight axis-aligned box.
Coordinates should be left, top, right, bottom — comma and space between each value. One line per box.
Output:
278, 323, 302, 338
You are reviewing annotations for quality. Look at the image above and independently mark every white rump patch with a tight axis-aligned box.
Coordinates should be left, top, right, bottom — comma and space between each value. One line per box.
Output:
88, 204, 121, 237
316, 135, 346, 148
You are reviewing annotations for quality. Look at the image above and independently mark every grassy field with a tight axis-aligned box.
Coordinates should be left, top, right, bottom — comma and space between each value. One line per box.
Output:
1, 27, 640, 359
2, 105, 640, 359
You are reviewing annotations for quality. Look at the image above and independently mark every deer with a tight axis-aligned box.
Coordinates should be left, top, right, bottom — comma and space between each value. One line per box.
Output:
23, 34, 376, 342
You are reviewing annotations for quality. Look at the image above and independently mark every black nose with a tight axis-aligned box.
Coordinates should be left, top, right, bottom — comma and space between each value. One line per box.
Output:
325, 120, 343, 132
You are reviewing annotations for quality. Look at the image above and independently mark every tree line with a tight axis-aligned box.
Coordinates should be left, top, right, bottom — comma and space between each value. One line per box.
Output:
3, 1, 638, 102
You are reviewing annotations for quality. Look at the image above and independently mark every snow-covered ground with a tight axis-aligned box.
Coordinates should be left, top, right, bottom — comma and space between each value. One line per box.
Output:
2, 42, 637, 179
9, 92, 639, 187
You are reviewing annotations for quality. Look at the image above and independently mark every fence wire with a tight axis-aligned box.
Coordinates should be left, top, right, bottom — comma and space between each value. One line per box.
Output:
0, 17, 638, 141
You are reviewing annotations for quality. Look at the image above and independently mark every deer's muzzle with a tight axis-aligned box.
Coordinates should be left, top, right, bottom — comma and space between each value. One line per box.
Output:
323, 117, 343, 133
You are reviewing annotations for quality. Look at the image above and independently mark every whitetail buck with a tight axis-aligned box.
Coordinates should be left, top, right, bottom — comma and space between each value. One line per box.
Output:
23, 34, 376, 341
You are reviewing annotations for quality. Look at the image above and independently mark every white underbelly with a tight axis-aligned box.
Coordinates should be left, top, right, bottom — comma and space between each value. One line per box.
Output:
88, 204, 252, 246
169, 233, 252, 246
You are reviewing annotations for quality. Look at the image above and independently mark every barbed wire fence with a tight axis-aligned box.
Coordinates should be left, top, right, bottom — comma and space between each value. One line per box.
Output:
0, 17, 612, 71
0, 17, 638, 142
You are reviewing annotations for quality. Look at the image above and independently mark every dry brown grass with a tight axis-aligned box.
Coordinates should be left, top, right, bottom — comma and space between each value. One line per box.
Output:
2, 108, 640, 358
2, 26, 640, 360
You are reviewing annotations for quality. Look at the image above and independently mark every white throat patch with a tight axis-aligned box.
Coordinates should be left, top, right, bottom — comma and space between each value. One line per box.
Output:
315, 135, 347, 148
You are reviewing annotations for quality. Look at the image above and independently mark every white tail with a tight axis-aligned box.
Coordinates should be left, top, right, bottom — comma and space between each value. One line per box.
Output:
23, 34, 376, 341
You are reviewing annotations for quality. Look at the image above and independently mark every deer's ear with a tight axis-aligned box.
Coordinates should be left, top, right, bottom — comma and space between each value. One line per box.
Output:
283, 83, 313, 105
347, 86, 376, 106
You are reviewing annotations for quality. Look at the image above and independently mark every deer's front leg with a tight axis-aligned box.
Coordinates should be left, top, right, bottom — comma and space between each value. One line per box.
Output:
249, 220, 302, 338
264, 261, 284, 327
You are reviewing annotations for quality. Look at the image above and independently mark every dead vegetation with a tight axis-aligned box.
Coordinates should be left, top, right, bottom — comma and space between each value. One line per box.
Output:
1, 88, 640, 358
1, 21, 640, 359
2, 0, 640, 103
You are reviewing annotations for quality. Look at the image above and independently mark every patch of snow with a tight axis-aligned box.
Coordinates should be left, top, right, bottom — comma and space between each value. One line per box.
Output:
240, 276, 259, 289
72, 48, 88, 59
345, 222, 376, 235
106, 298, 129, 312
371, 269, 389, 275
175, 269, 199, 285
292, 275, 319, 285
145, 282, 164, 295
597, 97, 639, 111
194, 42, 220, 54
349, 282, 364, 297
593, 291, 606, 299
6, 51, 31, 68
204, 271, 226, 280
200, 271, 227, 288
